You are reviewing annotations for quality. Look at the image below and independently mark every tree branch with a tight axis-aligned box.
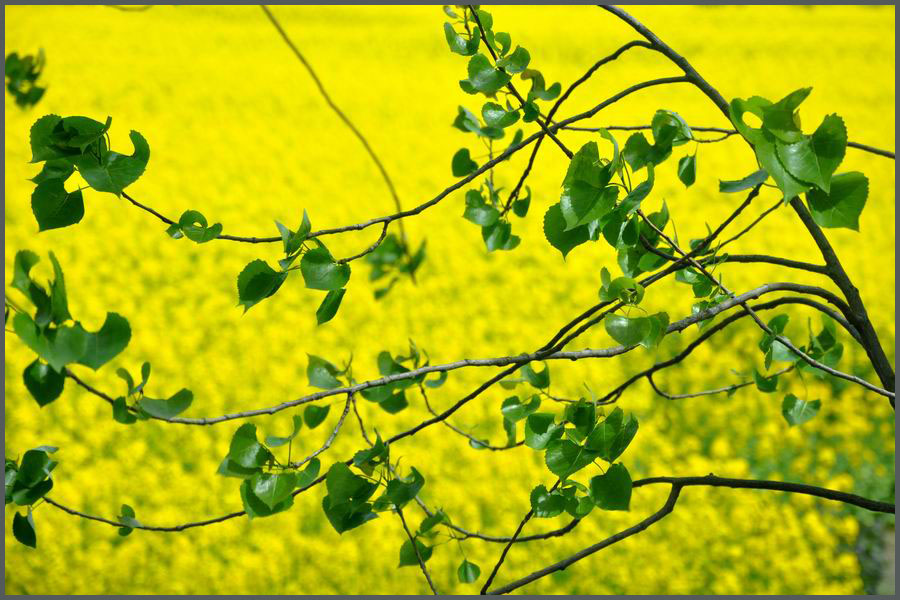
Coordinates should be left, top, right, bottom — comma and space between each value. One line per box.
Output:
396, 505, 438, 595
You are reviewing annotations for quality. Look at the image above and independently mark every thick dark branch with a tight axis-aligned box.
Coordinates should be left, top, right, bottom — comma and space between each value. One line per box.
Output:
487, 474, 893, 594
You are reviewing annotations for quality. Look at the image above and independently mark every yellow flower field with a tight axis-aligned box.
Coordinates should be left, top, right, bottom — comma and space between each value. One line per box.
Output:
4, 5, 895, 595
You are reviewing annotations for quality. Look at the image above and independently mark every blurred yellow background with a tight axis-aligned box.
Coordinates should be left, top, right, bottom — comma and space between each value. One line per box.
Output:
4, 5, 895, 595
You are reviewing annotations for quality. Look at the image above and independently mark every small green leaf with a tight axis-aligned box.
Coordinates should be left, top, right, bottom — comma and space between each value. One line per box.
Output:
237, 260, 288, 312
227, 423, 272, 470
462, 189, 498, 226
300, 245, 351, 291
754, 369, 778, 393
501, 395, 541, 422
782, 394, 821, 426
481, 102, 520, 129
545, 439, 597, 478
589, 463, 632, 511
77, 312, 131, 370
530, 484, 565, 518
496, 45, 530, 74
677, 154, 696, 187
398, 538, 433, 567
23, 359, 65, 407
719, 169, 769, 193
112, 396, 137, 425
266, 415, 303, 447
251, 472, 297, 510
385, 467, 425, 508
443, 22, 479, 56
74, 130, 150, 195
521, 362, 550, 389
307, 355, 342, 389
524, 413, 563, 450
13, 510, 37, 548
467, 53, 511, 95
605, 314, 651, 347
457, 559, 481, 583
451, 148, 479, 177
31, 180, 84, 231
543, 203, 589, 259
806, 172, 868, 231
240, 478, 295, 519
304, 404, 330, 429
295, 457, 321, 489
316, 289, 346, 325
138, 388, 192, 419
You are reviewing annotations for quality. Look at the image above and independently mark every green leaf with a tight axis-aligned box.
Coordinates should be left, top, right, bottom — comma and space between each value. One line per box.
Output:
605, 314, 651, 347
482, 220, 519, 252
543, 203, 589, 259
585, 407, 625, 459
251, 472, 297, 510
418, 510, 447, 535
496, 45, 530, 74
521, 362, 550, 389
227, 423, 272, 470
177, 210, 222, 244
16, 449, 52, 488
112, 396, 137, 425
760, 87, 810, 143
265, 415, 303, 448
466, 53, 511, 95
307, 354, 342, 389
77, 312, 131, 370
462, 189, 499, 226
754, 369, 778, 393
31, 180, 84, 231
304, 404, 330, 429
240, 478, 295, 519
589, 463, 632, 511
451, 148, 479, 177
652, 110, 692, 146
23, 359, 65, 407
385, 467, 425, 508
237, 260, 288, 312
13, 510, 37, 548
29, 114, 66, 162
501, 395, 541, 422
524, 413, 563, 450
545, 439, 597, 478
530, 484, 565, 518
457, 559, 481, 583
512, 185, 530, 218
606, 413, 639, 462
47, 252, 70, 325
754, 133, 810, 201
398, 538, 433, 567
322, 463, 378, 533
481, 102, 519, 129
316, 289, 346, 325
138, 388, 192, 419
295, 457, 321, 489
776, 114, 846, 193
677, 154, 696, 187
639, 312, 669, 349
782, 394, 821, 426
806, 171, 868, 231
719, 169, 769, 193
300, 245, 351, 291
443, 22, 479, 56
74, 130, 150, 195
14, 314, 90, 372
30, 158, 75, 185
12, 250, 41, 298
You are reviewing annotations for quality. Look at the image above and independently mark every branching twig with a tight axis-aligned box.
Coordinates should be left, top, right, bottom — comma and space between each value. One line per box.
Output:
287, 394, 352, 468
396, 505, 438, 595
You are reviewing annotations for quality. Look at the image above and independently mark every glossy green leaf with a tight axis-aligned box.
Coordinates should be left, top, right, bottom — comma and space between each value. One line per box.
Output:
74, 130, 150, 195
530, 484, 565, 518
322, 463, 378, 534
524, 413, 563, 450
443, 22, 479, 55
112, 396, 137, 425
782, 394, 821, 426
482, 220, 519, 251
521, 362, 550, 388
806, 171, 868, 231
251, 472, 297, 510
467, 53, 510, 95
31, 180, 84, 231
385, 467, 425, 508
754, 369, 778, 393
451, 148, 478, 177
227, 423, 272, 470
240, 478, 295, 519
398, 538, 433, 567
719, 169, 769, 193
457, 559, 481, 583
543, 203, 589, 259
496, 45, 530, 74
462, 189, 498, 226
237, 259, 288, 312
304, 404, 330, 429
545, 439, 598, 478
760, 87, 810, 143
76, 312, 131, 370
13, 510, 37, 548
23, 359, 65, 407
754, 133, 810, 201
481, 102, 519, 128
501, 395, 541, 422
605, 314, 651, 347
307, 354, 342, 389
316, 289, 346, 325
677, 154, 696, 187
14, 314, 89, 372
138, 388, 192, 419
300, 245, 351, 291
589, 463, 632, 511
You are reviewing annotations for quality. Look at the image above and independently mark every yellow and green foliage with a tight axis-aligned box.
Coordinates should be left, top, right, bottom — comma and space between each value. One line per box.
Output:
4, 5, 895, 594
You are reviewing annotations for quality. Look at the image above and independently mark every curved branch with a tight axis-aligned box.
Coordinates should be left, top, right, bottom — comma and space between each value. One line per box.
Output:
396, 505, 438, 594
647, 366, 794, 401
335, 222, 388, 265
287, 394, 352, 468
487, 474, 893, 594
561, 124, 895, 159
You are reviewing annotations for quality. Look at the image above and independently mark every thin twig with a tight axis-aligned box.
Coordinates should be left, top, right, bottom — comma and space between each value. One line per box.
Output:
287, 394, 352, 468
396, 506, 438, 595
